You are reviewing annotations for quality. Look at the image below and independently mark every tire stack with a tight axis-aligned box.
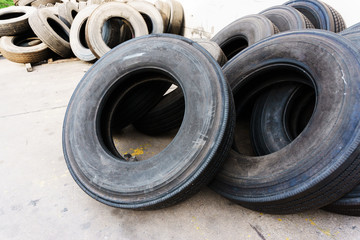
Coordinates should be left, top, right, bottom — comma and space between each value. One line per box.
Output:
0, 0, 185, 63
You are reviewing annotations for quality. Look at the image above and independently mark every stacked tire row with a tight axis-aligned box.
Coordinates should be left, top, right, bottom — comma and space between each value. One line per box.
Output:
0, 0, 184, 63
62, 0, 360, 216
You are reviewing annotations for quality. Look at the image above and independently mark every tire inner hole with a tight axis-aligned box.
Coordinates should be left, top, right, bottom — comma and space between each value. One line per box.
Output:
140, 13, 153, 33
14, 36, 42, 47
102, 17, 134, 49
221, 35, 248, 60
47, 18, 69, 42
98, 69, 184, 162
0, 12, 25, 20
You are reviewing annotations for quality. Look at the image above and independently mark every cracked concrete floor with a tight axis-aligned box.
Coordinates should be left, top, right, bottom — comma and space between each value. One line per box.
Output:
0, 54, 360, 240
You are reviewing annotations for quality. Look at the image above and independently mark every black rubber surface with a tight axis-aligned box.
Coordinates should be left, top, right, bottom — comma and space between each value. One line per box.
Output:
63, 34, 235, 210
211, 30, 360, 214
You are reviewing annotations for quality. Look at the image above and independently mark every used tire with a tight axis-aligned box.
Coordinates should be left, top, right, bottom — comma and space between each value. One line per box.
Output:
85, 2, 148, 59
17, 0, 36, 6
259, 5, 314, 31
0, 33, 50, 63
63, 34, 235, 209
340, 27, 360, 50
284, 0, 345, 32
127, 0, 164, 34
0, 6, 36, 36
58, 2, 79, 27
250, 83, 314, 155
29, 8, 72, 58
166, 0, 184, 35
31, 0, 61, 7
154, 0, 171, 32
211, 30, 360, 214
70, 4, 98, 62
211, 14, 277, 60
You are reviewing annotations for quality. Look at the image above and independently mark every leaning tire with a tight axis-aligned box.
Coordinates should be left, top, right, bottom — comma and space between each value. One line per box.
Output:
259, 5, 314, 31
70, 5, 98, 62
284, 0, 343, 32
0, 33, 50, 63
0, 6, 36, 36
29, 8, 72, 58
127, 0, 164, 34
211, 30, 360, 214
211, 14, 277, 60
58, 2, 79, 27
85, 2, 148, 59
63, 34, 235, 209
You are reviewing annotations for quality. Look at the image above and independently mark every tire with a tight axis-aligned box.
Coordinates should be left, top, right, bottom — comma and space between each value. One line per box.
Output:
31, 0, 61, 7
154, 0, 171, 32
166, 0, 184, 35
0, 33, 50, 63
0, 6, 36, 36
127, 1, 164, 34
284, 0, 339, 32
340, 28, 360, 51
323, 186, 360, 216
194, 39, 228, 67
29, 8, 72, 58
17, 0, 36, 6
340, 22, 360, 34
85, 2, 148, 59
250, 83, 306, 155
260, 5, 314, 32
70, 4, 98, 62
58, 2, 79, 27
133, 39, 227, 136
211, 30, 360, 214
63, 34, 235, 209
211, 14, 277, 60
323, 3, 346, 33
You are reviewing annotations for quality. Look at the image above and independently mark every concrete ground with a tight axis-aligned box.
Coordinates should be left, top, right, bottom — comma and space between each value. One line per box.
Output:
1, 0, 360, 239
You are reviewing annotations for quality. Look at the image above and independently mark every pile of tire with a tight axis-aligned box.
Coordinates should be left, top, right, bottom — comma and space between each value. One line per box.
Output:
0, 0, 354, 216
0, 0, 184, 63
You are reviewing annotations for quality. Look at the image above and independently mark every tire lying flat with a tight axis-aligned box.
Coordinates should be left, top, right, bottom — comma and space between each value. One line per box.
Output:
0, 33, 50, 63
0, 6, 36, 36
63, 34, 235, 210
211, 30, 360, 214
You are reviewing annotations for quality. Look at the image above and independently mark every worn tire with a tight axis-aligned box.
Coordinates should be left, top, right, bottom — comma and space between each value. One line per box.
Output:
250, 83, 312, 155
0, 33, 50, 63
340, 28, 360, 50
58, 2, 79, 27
127, 1, 164, 34
341, 22, 360, 34
154, 0, 171, 32
211, 14, 276, 60
63, 34, 235, 209
17, 0, 36, 6
260, 5, 314, 31
211, 30, 360, 214
70, 5, 97, 62
29, 8, 72, 58
0, 6, 36, 36
31, 0, 61, 7
85, 2, 148, 59
166, 0, 184, 35
284, 0, 343, 32
133, 39, 227, 136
